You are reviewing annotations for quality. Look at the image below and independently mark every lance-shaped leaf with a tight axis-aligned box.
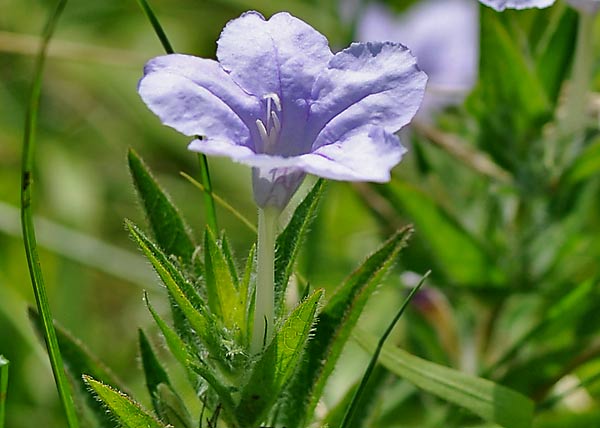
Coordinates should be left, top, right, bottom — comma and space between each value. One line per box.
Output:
144, 293, 199, 389
139, 329, 193, 428
279, 228, 411, 427
128, 148, 196, 265
354, 329, 534, 428
29, 309, 122, 428
204, 230, 244, 332
274, 179, 326, 316
84, 376, 167, 428
155, 383, 193, 428
127, 221, 222, 359
236, 289, 323, 427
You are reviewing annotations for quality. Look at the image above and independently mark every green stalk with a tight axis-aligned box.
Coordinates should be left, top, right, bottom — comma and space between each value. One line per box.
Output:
251, 207, 280, 354
20, 1, 79, 427
0, 356, 8, 428
340, 272, 430, 428
135, 0, 218, 232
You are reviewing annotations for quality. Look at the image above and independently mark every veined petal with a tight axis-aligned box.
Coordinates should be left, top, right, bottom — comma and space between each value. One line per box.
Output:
479, 0, 555, 11
216, 11, 333, 100
141, 54, 260, 141
139, 72, 251, 146
303, 127, 407, 182
308, 42, 427, 149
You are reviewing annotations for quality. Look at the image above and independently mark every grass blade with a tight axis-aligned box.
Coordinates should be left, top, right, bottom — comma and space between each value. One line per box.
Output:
29, 308, 122, 428
354, 329, 534, 428
20, 0, 79, 426
0, 356, 8, 428
340, 272, 429, 428
135, 0, 218, 232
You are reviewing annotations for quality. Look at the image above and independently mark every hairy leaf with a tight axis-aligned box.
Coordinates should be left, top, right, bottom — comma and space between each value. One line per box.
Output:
275, 179, 326, 315
128, 149, 195, 265
84, 376, 167, 428
279, 228, 411, 427
237, 289, 323, 427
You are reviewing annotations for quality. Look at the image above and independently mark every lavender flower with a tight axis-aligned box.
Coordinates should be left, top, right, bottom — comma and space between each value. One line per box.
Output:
356, 0, 478, 110
479, 0, 556, 10
138, 11, 427, 209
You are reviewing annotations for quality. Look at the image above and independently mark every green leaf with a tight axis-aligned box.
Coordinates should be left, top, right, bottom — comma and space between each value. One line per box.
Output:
204, 230, 244, 332
274, 179, 326, 315
0, 355, 8, 428
279, 228, 411, 428
341, 273, 428, 428
354, 329, 534, 428
84, 376, 167, 428
127, 221, 221, 359
377, 181, 503, 286
563, 136, 600, 185
144, 294, 199, 390
535, 6, 577, 105
155, 384, 193, 428
469, 6, 551, 167
139, 328, 192, 428
128, 149, 196, 265
236, 289, 323, 427
241, 244, 257, 346
29, 309, 121, 428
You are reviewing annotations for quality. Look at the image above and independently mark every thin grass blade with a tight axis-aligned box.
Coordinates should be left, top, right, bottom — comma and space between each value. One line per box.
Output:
0, 355, 8, 428
135, 0, 218, 231
20, 0, 79, 426
340, 272, 429, 428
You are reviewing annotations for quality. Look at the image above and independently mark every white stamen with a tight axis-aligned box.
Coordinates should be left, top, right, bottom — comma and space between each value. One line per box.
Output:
256, 119, 270, 147
270, 111, 281, 135
264, 93, 282, 112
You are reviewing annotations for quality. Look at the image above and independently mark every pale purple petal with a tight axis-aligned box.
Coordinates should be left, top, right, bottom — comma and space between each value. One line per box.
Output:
139, 54, 261, 149
304, 126, 407, 182
308, 42, 427, 149
479, 0, 555, 11
139, 72, 251, 145
216, 11, 333, 100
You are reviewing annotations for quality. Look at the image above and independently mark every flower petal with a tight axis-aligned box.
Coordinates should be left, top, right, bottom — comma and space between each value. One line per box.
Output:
566, 0, 600, 13
216, 11, 333, 100
139, 71, 252, 147
308, 42, 427, 149
479, 0, 555, 11
303, 126, 407, 182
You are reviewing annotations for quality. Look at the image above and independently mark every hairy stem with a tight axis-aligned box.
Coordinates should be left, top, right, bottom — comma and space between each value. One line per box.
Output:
251, 207, 280, 353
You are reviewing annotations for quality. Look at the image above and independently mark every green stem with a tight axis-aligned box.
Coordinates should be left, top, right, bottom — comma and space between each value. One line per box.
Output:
20, 1, 79, 427
251, 207, 279, 353
197, 154, 218, 233
0, 356, 8, 428
135, 0, 218, 232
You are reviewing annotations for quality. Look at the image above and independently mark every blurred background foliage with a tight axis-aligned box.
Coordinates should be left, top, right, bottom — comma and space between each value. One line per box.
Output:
1, 0, 600, 427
